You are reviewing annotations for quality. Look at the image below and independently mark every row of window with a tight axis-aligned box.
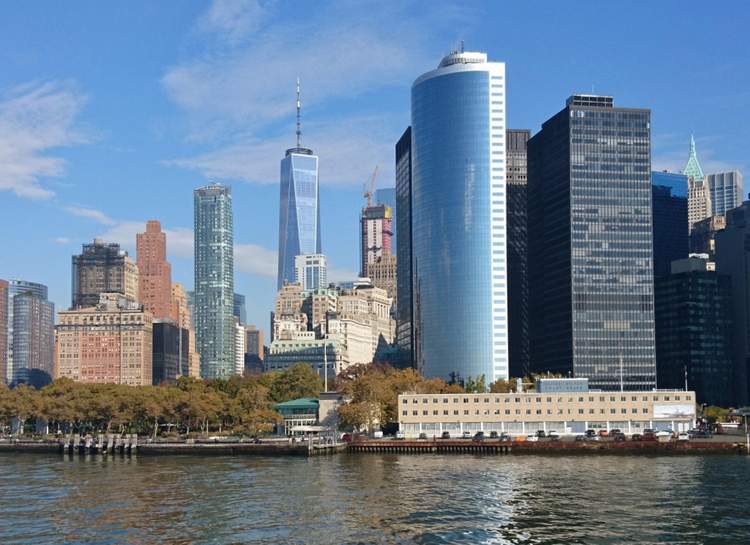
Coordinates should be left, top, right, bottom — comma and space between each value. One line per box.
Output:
404, 394, 687, 404
405, 407, 652, 417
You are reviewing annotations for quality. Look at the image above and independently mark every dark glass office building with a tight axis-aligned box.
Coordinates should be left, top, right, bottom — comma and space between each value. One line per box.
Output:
528, 95, 656, 391
651, 182, 688, 278
507, 129, 531, 378
152, 321, 189, 385
655, 257, 733, 407
395, 127, 413, 367
715, 202, 750, 405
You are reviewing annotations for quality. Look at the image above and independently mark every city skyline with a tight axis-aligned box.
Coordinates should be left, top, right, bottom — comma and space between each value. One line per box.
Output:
1, 1, 749, 336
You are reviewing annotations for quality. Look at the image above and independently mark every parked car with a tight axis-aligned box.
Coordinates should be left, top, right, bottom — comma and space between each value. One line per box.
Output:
610, 428, 622, 435
535, 430, 546, 438
462, 431, 471, 439
574, 434, 586, 442
473, 431, 485, 442
598, 429, 609, 437
526, 434, 539, 442
656, 430, 672, 438
643, 428, 655, 434
499, 433, 511, 442
489, 431, 499, 439
548, 431, 560, 441
689, 429, 712, 439
631, 433, 643, 441
642, 431, 657, 441
395, 431, 405, 440
441, 431, 451, 439
585, 429, 598, 438
677, 432, 690, 441
613, 433, 626, 442
373, 430, 384, 439
418, 432, 428, 440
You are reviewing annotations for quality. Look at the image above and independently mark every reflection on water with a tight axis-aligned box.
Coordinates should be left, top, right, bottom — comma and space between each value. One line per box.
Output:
0, 452, 749, 544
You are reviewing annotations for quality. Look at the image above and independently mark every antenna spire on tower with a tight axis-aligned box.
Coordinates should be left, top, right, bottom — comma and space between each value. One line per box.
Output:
296, 77, 301, 148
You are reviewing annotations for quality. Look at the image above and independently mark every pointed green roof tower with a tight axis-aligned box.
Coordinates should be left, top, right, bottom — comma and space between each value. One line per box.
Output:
683, 134, 704, 182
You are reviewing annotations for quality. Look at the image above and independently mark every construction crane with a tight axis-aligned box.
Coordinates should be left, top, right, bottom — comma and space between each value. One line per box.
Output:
363, 166, 379, 208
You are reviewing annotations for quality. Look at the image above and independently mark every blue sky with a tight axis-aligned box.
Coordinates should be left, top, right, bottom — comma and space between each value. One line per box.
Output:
1, 1, 748, 336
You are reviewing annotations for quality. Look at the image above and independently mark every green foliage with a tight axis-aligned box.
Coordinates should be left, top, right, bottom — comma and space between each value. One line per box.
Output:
335, 364, 463, 433
0, 365, 318, 437
703, 405, 731, 422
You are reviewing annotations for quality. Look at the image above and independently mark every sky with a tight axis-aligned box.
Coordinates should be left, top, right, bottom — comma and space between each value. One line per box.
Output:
1, 0, 748, 336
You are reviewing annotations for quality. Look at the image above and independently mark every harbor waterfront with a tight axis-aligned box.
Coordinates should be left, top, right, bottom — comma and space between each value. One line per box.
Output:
1, 452, 749, 545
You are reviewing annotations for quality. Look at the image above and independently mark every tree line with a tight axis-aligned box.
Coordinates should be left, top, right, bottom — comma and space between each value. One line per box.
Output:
0, 361, 561, 437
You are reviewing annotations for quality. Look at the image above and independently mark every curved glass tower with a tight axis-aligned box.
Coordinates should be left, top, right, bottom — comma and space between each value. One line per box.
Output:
411, 51, 508, 384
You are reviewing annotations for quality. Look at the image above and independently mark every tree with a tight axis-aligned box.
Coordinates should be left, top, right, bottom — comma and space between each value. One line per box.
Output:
266, 363, 323, 403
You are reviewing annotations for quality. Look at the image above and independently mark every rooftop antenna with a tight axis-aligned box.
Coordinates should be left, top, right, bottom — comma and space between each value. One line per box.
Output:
295, 77, 301, 148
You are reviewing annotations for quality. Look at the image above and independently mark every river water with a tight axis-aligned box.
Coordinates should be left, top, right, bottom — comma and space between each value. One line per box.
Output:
0, 452, 748, 544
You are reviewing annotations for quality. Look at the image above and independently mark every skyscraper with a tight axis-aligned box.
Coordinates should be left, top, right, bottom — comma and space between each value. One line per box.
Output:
72, 240, 139, 309
233, 293, 246, 324
655, 256, 733, 407
506, 128, 531, 378
411, 50, 508, 383
9, 281, 54, 387
651, 183, 688, 278
360, 204, 393, 277
395, 127, 413, 367
684, 136, 711, 231
0, 280, 7, 384
528, 94, 656, 391
137, 220, 174, 320
294, 254, 328, 291
715, 201, 750, 405
194, 184, 235, 378
277, 80, 321, 289
706, 170, 743, 217
6, 280, 54, 386
171, 282, 200, 377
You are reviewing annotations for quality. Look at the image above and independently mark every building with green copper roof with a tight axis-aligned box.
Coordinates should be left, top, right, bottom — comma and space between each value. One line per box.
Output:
683, 135, 704, 182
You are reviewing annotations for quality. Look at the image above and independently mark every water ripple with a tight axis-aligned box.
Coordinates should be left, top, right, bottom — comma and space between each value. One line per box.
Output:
0, 453, 749, 544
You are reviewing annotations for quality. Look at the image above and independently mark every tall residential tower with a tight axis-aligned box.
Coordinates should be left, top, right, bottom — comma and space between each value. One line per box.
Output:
194, 184, 235, 378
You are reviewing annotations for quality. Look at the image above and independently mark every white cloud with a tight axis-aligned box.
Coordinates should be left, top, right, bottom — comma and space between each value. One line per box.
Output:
195, 0, 270, 45
54, 237, 71, 245
160, 0, 459, 183
235, 243, 277, 278
96, 221, 194, 260
165, 116, 398, 185
0, 80, 88, 198
64, 205, 116, 225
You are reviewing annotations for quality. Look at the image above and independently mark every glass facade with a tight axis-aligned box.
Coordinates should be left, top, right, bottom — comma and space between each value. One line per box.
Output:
651, 183, 688, 278
506, 129, 531, 378
10, 286, 54, 387
6, 280, 51, 384
194, 184, 235, 379
411, 51, 508, 383
655, 262, 733, 406
233, 293, 246, 324
529, 95, 657, 391
706, 171, 743, 217
277, 149, 321, 289
395, 127, 413, 366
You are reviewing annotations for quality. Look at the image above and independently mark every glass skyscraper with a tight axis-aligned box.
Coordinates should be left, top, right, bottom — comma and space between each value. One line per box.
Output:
706, 170, 743, 217
395, 127, 413, 367
528, 95, 656, 391
194, 184, 235, 379
411, 50, 508, 383
6, 280, 54, 387
651, 181, 688, 278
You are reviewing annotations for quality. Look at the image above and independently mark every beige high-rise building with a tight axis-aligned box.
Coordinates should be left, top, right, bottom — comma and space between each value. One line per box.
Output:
55, 294, 153, 385
137, 220, 174, 321
687, 178, 711, 232
366, 254, 397, 305
171, 282, 200, 378
72, 239, 139, 309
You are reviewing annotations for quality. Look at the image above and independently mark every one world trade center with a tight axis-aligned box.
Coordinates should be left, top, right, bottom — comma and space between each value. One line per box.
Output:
277, 79, 321, 289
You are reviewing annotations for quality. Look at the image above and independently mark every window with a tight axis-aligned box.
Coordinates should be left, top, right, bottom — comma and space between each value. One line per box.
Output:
579, 409, 584, 414
402, 410, 407, 416
412, 411, 418, 416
